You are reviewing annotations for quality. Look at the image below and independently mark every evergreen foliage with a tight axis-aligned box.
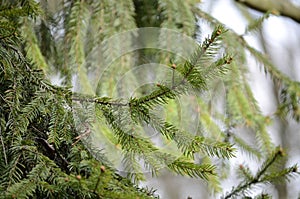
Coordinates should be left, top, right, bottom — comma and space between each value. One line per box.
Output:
0, 0, 299, 198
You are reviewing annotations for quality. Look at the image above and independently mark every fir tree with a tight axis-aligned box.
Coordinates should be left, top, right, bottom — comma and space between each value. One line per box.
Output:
0, 0, 299, 198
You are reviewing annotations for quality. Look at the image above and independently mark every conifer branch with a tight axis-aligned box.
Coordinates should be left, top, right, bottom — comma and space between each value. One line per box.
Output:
0, 25, 16, 40
168, 159, 215, 180
244, 11, 272, 34
129, 26, 229, 109
130, 109, 235, 159
194, 8, 294, 85
21, 19, 49, 72
232, 134, 261, 158
158, 0, 195, 36
97, 103, 217, 180
223, 147, 299, 198
73, 25, 231, 112
193, 7, 300, 122
3, 1, 300, 198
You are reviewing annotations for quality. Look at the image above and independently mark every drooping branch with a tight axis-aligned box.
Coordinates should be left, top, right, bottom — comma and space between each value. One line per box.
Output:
235, 0, 300, 23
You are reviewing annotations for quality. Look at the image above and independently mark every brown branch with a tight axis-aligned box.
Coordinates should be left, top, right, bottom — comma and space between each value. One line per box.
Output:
72, 96, 128, 106
235, 0, 300, 23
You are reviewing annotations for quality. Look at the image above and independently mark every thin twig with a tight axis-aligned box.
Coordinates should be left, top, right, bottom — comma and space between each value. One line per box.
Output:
0, 126, 8, 165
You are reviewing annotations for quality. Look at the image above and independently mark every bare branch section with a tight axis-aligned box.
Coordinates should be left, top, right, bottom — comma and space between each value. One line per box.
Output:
236, 0, 300, 23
